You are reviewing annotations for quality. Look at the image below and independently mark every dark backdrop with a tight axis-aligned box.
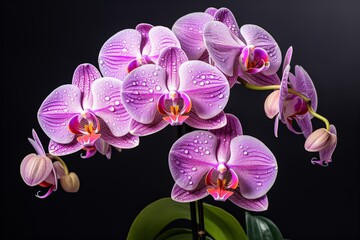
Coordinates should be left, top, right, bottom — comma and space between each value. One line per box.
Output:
1, 0, 359, 239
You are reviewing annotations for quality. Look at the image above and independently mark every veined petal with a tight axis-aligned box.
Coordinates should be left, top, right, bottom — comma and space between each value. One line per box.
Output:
186, 110, 227, 130
135, 23, 153, 56
94, 138, 111, 159
158, 47, 188, 91
279, 65, 290, 122
172, 12, 213, 60
204, 21, 243, 76
178, 60, 230, 119
100, 119, 140, 149
91, 77, 131, 137
240, 72, 281, 86
171, 183, 208, 203
72, 63, 101, 109
283, 46, 293, 72
48, 139, 83, 156
98, 29, 142, 80
129, 114, 168, 136
264, 90, 280, 119
38, 84, 83, 144
28, 129, 46, 156
169, 130, 219, 191
316, 125, 337, 166
230, 190, 269, 211
290, 65, 318, 112
240, 24, 281, 75
214, 7, 240, 37
205, 7, 217, 16
297, 114, 313, 138
121, 64, 167, 124
147, 26, 181, 63
20, 154, 53, 186
227, 135, 277, 199
210, 114, 243, 162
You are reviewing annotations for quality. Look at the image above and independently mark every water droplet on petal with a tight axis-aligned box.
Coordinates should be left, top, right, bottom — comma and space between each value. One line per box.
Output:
243, 151, 248, 155
114, 100, 120, 105
184, 150, 189, 154
191, 167, 197, 171
104, 96, 110, 101
108, 106, 115, 112
205, 150, 210, 155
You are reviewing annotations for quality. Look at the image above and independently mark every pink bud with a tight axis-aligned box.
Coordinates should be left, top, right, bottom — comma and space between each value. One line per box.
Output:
264, 90, 280, 119
20, 154, 53, 186
60, 172, 80, 193
304, 128, 337, 152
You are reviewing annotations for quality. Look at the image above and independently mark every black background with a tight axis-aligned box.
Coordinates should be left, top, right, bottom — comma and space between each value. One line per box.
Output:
1, 0, 359, 239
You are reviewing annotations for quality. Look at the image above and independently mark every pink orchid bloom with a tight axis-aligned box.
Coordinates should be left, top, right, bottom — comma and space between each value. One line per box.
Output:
121, 47, 230, 136
169, 114, 278, 211
98, 24, 180, 80
37, 63, 139, 159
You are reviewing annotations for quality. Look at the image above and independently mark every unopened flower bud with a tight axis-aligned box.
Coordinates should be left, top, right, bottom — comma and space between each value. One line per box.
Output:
20, 154, 53, 186
304, 128, 337, 152
60, 172, 80, 193
264, 90, 280, 119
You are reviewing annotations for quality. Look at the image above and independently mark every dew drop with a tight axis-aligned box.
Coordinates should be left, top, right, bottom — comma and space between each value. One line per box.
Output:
189, 181, 193, 185
176, 161, 180, 165
218, 94, 224, 99
148, 89, 154, 93
114, 100, 120, 105
153, 71, 158, 76
187, 176, 192, 179
256, 182, 262, 186
205, 150, 210, 155
104, 96, 110, 101
191, 167, 197, 171
149, 98, 154, 102
184, 149, 189, 154
243, 151, 248, 155
108, 106, 115, 112
155, 85, 162, 91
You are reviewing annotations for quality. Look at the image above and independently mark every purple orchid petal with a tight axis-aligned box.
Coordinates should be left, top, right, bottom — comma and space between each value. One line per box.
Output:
28, 129, 46, 156
38, 84, 83, 144
171, 183, 208, 203
169, 130, 219, 191
35, 185, 56, 199
283, 46, 293, 72
210, 114, 243, 162
178, 60, 230, 119
135, 23, 153, 56
205, 7, 217, 16
158, 47, 188, 91
230, 190, 269, 211
98, 29, 142, 80
186, 110, 227, 130
240, 24, 281, 75
279, 65, 290, 122
80, 147, 97, 159
147, 26, 181, 63
95, 138, 111, 159
204, 21, 244, 76
72, 63, 101, 109
121, 64, 167, 124
290, 65, 318, 112
240, 72, 281, 86
99, 118, 140, 149
312, 125, 337, 167
91, 77, 131, 137
48, 139, 83, 156
172, 12, 213, 60
214, 7, 240, 37
129, 114, 168, 136
227, 135, 277, 199
296, 114, 313, 138
20, 153, 53, 186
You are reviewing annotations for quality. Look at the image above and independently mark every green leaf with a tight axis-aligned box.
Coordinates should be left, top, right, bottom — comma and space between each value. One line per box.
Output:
155, 228, 214, 240
126, 197, 248, 240
245, 211, 284, 240
203, 203, 248, 240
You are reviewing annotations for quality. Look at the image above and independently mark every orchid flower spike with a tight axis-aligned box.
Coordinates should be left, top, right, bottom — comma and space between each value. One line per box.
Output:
37, 63, 139, 159
121, 47, 230, 136
20, 129, 79, 198
203, 17, 282, 86
306, 125, 337, 167
98, 24, 180, 80
169, 114, 278, 211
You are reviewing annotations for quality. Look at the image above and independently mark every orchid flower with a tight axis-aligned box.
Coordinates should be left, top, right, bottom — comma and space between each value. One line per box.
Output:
98, 24, 180, 80
172, 7, 242, 87
20, 129, 79, 198
169, 114, 278, 211
37, 63, 139, 159
203, 18, 282, 86
121, 46, 230, 136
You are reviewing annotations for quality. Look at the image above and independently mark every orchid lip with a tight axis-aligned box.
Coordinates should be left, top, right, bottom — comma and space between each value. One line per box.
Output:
240, 45, 270, 74
157, 90, 192, 125
68, 111, 102, 146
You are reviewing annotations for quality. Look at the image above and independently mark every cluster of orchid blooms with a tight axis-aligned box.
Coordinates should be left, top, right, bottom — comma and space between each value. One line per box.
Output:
20, 7, 337, 212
